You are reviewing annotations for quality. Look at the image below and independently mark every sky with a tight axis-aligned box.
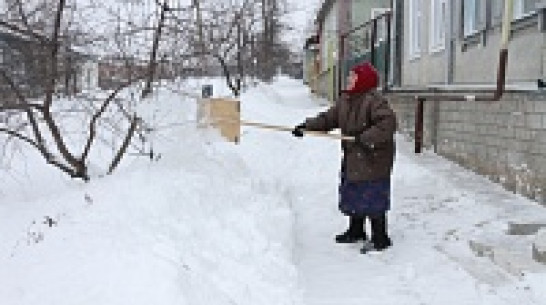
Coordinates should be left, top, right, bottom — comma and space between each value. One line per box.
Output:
284, 0, 321, 49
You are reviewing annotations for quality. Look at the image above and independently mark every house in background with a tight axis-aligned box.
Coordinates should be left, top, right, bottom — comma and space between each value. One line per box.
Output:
304, 0, 546, 205
1, 22, 100, 102
311, 0, 391, 102
0, 22, 49, 103
73, 48, 100, 93
303, 35, 319, 90
342, 0, 391, 89
314, 0, 339, 102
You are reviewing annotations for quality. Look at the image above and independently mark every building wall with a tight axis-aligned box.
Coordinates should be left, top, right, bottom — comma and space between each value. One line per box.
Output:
79, 61, 99, 91
351, 0, 390, 28
402, 1, 544, 87
303, 49, 311, 84
389, 92, 546, 206
0, 32, 50, 102
454, 20, 543, 84
316, 1, 338, 101
402, 0, 448, 86
392, 1, 546, 206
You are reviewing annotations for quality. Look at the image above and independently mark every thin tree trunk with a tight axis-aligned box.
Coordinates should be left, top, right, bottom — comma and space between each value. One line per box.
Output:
108, 115, 139, 174
142, 0, 168, 98
44, 0, 66, 111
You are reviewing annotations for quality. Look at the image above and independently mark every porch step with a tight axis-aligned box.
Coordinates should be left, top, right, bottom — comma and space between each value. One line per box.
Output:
468, 237, 546, 277
507, 222, 546, 236
532, 229, 546, 265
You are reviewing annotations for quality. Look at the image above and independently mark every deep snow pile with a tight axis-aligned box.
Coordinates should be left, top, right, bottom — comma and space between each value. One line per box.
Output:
0, 79, 302, 305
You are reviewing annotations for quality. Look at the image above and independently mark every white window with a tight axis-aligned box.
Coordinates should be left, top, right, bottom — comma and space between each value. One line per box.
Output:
429, 0, 447, 52
371, 8, 390, 44
513, 0, 538, 19
463, 0, 481, 36
409, 0, 422, 59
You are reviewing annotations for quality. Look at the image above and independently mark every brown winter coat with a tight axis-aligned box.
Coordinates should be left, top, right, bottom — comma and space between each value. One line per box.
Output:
304, 90, 397, 182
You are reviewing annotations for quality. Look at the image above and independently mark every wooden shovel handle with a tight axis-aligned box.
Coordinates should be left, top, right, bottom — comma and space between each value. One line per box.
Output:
238, 120, 355, 141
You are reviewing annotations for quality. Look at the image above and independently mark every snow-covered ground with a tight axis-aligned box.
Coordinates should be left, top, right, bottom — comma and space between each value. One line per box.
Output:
1, 76, 546, 304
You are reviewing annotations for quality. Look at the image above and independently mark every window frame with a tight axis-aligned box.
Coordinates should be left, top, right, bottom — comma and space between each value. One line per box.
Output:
463, 0, 482, 37
513, 0, 538, 20
429, 0, 447, 53
408, 0, 422, 60
371, 7, 391, 45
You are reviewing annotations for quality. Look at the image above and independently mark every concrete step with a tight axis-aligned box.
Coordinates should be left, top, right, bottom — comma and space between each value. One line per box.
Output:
468, 237, 546, 277
507, 222, 546, 236
532, 228, 546, 265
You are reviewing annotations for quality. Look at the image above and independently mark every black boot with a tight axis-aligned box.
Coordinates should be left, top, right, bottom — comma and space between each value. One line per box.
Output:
335, 216, 367, 243
360, 214, 392, 254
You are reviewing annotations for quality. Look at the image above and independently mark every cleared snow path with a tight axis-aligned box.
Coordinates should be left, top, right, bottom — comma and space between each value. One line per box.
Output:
240, 77, 546, 305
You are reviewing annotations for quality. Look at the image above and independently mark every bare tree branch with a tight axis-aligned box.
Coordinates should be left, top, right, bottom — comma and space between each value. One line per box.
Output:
0, 128, 38, 149
0, 104, 45, 112
81, 82, 134, 162
108, 115, 139, 175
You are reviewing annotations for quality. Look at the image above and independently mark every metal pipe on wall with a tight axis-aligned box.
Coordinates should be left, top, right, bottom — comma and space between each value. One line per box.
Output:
338, 35, 345, 98
415, 97, 425, 154
412, 0, 514, 154
384, 12, 391, 92
445, 0, 453, 84
371, 19, 377, 67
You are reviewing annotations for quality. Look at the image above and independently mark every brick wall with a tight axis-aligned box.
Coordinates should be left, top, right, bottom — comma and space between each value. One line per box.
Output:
389, 92, 546, 206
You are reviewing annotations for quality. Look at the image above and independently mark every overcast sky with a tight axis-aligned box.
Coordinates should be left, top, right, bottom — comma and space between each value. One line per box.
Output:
283, 0, 321, 49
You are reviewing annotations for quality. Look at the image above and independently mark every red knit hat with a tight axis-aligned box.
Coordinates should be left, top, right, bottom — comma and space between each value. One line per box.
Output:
347, 62, 379, 94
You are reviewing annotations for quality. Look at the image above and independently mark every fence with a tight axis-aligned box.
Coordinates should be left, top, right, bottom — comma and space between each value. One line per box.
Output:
339, 11, 392, 96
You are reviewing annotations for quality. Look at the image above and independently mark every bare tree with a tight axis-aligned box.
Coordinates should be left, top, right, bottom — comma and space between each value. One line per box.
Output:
0, 0, 159, 180
0, 0, 297, 180
162, 0, 294, 96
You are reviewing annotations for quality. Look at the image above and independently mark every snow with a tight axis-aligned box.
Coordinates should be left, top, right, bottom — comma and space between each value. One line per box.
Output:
2, 76, 546, 304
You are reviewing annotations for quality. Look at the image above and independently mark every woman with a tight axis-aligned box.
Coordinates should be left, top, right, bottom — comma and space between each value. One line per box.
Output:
292, 62, 397, 254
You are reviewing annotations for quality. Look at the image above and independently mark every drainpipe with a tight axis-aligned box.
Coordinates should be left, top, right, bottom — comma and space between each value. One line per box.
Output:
384, 11, 391, 92
445, 0, 453, 84
371, 18, 377, 67
495, 0, 515, 100
413, 0, 513, 154
338, 0, 347, 98
337, 35, 345, 97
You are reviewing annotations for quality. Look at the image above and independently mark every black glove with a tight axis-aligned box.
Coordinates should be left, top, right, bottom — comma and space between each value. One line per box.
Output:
355, 133, 376, 150
292, 123, 305, 138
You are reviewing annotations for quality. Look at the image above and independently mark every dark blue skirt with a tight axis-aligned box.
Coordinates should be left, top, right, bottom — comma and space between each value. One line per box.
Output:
339, 171, 391, 217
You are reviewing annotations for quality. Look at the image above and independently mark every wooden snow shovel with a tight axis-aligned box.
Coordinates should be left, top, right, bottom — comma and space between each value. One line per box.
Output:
197, 97, 354, 142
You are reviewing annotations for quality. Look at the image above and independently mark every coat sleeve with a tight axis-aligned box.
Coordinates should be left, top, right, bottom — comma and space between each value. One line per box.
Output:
358, 98, 397, 146
304, 105, 339, 132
